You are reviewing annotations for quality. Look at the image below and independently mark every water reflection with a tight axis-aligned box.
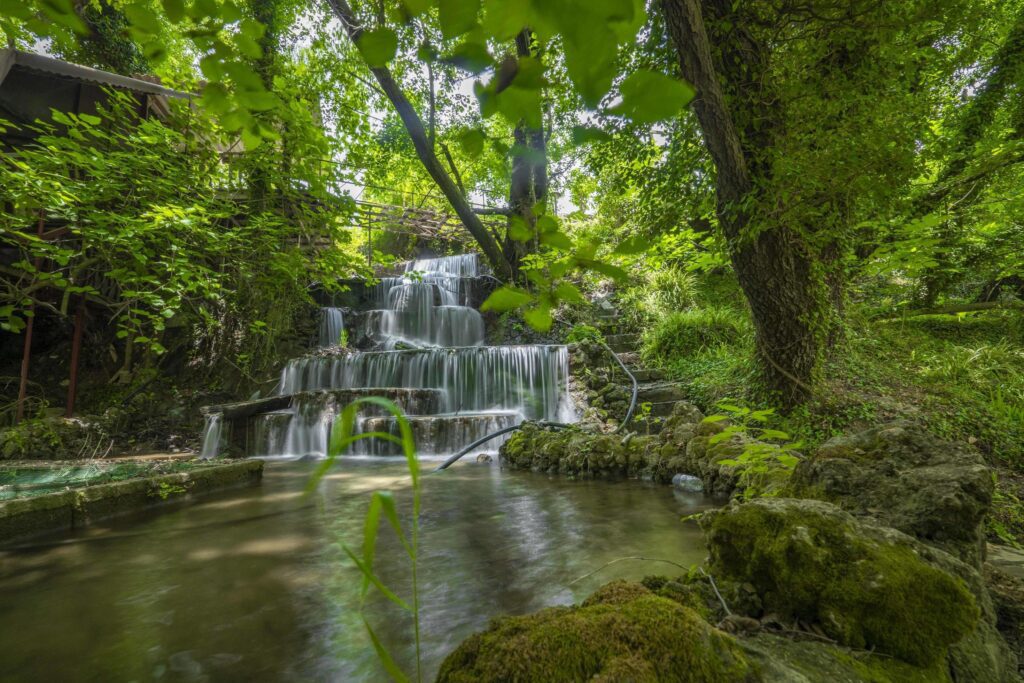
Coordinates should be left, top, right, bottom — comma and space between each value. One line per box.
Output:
0, 460, 716, 681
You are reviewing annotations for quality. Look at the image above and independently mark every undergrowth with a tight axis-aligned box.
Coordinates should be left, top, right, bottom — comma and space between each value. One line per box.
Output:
639, 298, 1024, 541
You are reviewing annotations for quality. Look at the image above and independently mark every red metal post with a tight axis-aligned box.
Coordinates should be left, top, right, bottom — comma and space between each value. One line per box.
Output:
65, 302, 85, 417
16, 210, 46, 423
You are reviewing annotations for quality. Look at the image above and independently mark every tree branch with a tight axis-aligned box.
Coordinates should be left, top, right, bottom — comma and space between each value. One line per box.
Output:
324, 0, 513, 280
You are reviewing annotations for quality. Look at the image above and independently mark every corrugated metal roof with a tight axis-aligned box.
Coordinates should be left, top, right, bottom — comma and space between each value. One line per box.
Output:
0, 48, 191, 99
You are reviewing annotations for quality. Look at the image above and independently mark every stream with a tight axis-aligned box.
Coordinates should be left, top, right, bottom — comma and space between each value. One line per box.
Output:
1, 254, 716, 680
0, 459, 715, 680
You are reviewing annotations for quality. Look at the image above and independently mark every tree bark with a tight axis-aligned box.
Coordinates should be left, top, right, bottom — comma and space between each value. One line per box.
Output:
504, 29, 548, 277
324, 0, 513, 280
661, 0, 825, 407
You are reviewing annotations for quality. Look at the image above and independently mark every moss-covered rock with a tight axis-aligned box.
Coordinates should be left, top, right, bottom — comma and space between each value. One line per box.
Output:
704, 497, 979, 666
788, 422, 993, 567
985, 563, 1024, 676
499, 423, 676, 482
436, 581, 759, 682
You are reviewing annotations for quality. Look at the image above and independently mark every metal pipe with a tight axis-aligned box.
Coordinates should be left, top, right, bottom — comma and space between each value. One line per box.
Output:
597, 340, 639, 433
434, 341, 640, 471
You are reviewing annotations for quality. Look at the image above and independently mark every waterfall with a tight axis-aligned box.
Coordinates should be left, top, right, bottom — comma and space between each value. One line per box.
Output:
277, 345, 571, 421
223, 253, 575, 460
199, 414, 223, 459
319, 308, 345, 347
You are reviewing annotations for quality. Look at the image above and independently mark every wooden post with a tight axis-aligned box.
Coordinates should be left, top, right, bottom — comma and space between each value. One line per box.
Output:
16, 210, 45, 423
65, 301, 85, 417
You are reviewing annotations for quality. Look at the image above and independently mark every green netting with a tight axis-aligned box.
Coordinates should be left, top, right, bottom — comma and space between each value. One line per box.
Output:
0, 461, 208, 500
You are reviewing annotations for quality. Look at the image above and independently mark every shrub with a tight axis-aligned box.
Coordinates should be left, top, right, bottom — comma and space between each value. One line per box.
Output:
565, 323, 605, 344
642, 307, 750, 363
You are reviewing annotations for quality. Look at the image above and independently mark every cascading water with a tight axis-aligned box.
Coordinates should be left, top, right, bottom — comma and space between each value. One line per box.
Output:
202, 253, 574, 459
318, 307, 345, 348
199, 414, 223, 459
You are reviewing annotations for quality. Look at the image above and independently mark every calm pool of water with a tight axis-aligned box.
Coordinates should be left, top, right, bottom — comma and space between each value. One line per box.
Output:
0, 459, 715, 681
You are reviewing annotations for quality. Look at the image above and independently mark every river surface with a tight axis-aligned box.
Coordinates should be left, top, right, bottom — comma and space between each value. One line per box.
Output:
0, 459, 715, 681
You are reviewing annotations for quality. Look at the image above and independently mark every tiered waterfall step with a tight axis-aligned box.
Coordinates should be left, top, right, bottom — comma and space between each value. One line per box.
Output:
201, 253, 575, 460
357, 411, 521, 456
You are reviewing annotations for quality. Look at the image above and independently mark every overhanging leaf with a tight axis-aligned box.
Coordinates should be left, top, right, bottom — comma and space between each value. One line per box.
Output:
357, 28, 398, 68
481, 286, 533, 312
608, 70, 696, 124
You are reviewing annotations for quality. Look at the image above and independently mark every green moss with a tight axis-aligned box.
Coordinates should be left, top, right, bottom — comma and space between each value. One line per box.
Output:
741, 633, 949, 683
436, 582, 758, 683
705, 498, 979, 666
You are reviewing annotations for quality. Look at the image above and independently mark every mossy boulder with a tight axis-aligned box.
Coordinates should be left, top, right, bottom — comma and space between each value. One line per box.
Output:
789, 422, 993, 566
499, 424, 677, 482
704, 497, 979, 666
984, 563, 1024, 674
436, 581, 759, 682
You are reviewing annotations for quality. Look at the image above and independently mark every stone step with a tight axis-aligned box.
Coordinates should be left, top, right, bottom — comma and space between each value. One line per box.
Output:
616, 351, 640, 366
630, 368, 665, 382
644, 401, 681, 418
606, 333, 641, 353
637, 382, 687, 404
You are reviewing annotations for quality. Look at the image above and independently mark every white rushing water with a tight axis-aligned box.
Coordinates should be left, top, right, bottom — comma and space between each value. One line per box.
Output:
203, 253, 575, 459
199, 413, 223, 459
318, 307, 345, 348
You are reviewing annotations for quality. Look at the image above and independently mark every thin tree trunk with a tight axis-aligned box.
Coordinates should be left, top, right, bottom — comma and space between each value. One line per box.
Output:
661, 0, 824, 407
324, 0, 513, 280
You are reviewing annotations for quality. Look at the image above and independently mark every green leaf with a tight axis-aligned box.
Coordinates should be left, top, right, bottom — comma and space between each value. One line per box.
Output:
554, 282, 585, 304
439, 0, 480, 39
124, 3, 162, 35
608, 70, 696, 124
444, 39, 492, 73
582, 259, 628, 282
458, 128, 486, 157
235, 33, 263, 59
524, 305, 553, 332
362, 618, 411, 683
400, 0, 431, 18
571, 126, 612, 145
508, 216, 533, 242
540, 230, 573, 251
613, 235, 647, 255
341, 545, 411, 610
702, 414, 729, 423
481, 286, 533, 313
162, 0, 185, 22
357, 28, 398, 68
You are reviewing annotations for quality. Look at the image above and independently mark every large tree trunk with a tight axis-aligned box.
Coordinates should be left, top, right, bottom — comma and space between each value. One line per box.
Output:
504, 29, 548, 277
661, 0, 824, 407
325, 0, 513, 280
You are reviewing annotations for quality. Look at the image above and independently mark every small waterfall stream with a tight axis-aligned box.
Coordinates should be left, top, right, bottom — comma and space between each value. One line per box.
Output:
206, 254, 574, 459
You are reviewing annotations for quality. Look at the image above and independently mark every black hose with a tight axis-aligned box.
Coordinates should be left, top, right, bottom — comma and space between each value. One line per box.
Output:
434, 337, 639, 471
434, 420, 573, 471
597, 340, 638, 433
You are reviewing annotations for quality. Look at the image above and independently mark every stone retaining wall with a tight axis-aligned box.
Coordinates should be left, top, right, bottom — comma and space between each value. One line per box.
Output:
0, 460, 263, 544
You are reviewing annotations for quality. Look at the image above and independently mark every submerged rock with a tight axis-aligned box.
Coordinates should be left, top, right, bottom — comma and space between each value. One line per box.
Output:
672, 473, 704, 493
789, 421, 993, 566
704, 497, 979, 666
